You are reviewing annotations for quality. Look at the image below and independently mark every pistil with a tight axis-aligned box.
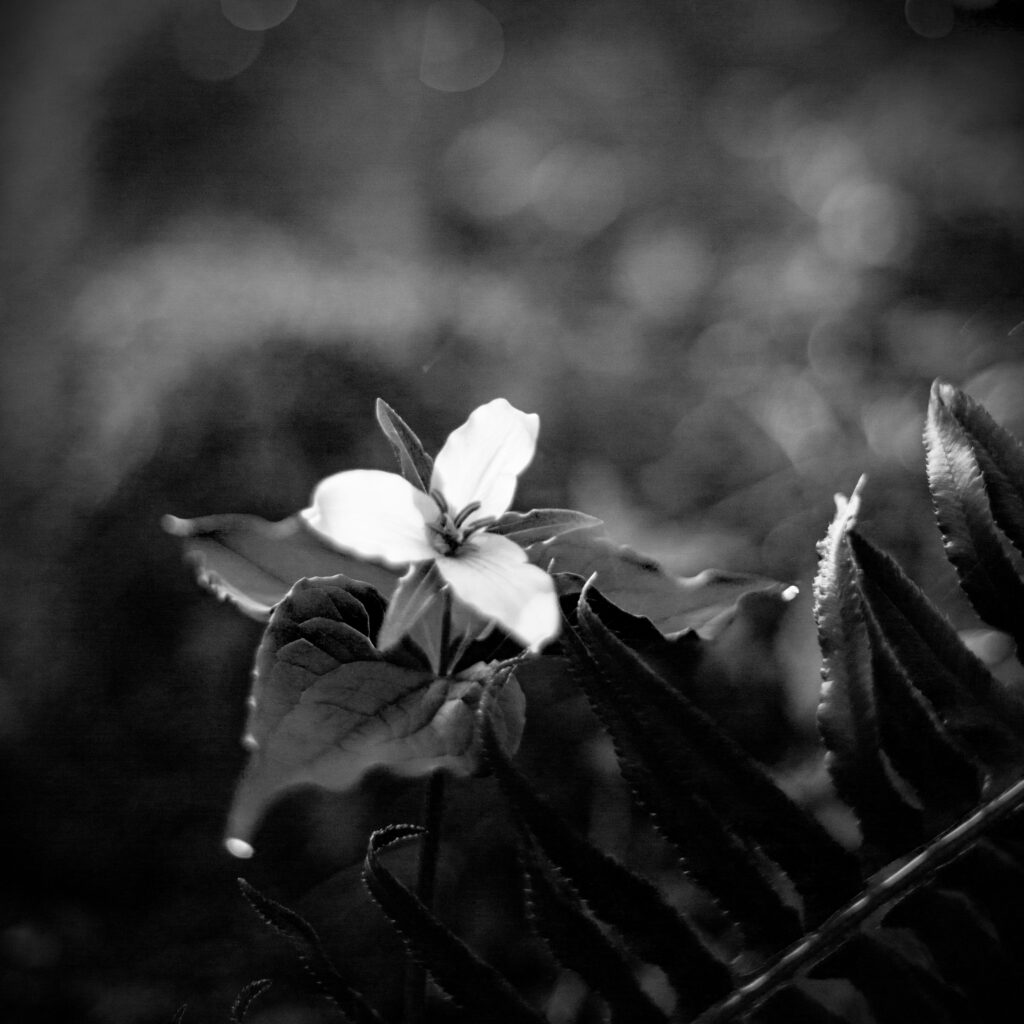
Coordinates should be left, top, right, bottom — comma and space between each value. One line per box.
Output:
427, 494, 495, 556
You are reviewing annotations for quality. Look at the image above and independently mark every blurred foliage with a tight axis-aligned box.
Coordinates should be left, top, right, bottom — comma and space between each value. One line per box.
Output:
1, 0, 1022, 1020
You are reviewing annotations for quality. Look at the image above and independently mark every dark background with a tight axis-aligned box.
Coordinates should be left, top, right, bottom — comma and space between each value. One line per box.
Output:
2, 1, 1023, 1020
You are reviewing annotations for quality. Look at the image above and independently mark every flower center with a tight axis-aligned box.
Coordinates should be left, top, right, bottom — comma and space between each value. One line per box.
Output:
428, 490, 495, 556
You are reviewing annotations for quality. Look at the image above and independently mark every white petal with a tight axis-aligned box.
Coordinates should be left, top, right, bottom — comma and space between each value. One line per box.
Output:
302, 469, 438, 566
434, 532, 560, 650
431, 399, 539, 519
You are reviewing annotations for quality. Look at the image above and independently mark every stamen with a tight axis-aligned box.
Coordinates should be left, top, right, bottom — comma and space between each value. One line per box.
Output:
453, 501, 482, 528
430, 489, 449, 514
462, 515, 496, 537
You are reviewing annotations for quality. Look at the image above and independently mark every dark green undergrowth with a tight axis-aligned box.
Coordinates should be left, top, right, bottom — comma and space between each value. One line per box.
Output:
188, 380, 1024, 1023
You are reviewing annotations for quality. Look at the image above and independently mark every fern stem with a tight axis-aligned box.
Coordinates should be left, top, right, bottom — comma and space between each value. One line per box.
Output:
693, 774, 1024, 1023
404, 769, 447, 1024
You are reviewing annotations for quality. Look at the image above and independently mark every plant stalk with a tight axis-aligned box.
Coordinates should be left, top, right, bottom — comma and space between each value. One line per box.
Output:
403, 770, 447, 1024
404, 587, 453, 1023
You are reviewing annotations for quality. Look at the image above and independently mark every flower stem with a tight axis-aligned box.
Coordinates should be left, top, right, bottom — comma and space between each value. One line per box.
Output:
438, 586, 453, 676
404, 769, 447, 1024
404, 590, 453, 1020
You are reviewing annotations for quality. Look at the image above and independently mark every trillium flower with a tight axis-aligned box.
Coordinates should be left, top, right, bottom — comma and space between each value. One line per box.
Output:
301, 399, 560, 652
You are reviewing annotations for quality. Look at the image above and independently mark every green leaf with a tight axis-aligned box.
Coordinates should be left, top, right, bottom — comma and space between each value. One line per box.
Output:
751, 987, 850, 1024
229, 979, 272, 1024
163, 512, 399, 619
753, 983, 847, 1024
520, 842, 670, 1024
941, 840, 1024, 960
577, 583, 862, 925
225, 576, 525, 845
481, 712, 733, 1018
925, 380, 1024, 648
375, 398, 435, 493
362, 824, 546, 1024
849, 528, 1024, 778
490, 508, 604, 546
695, 777, 1024, 1023
376, 561, 443, 660
525, 527, 798, 636
864, 613, 981, 829
884, 887, 1019, 1022
560, 606, 804, 951
929, 379, 1024, 558
814, 484, 926, 863
554, 570, 795, 762
814, 932, 968, 1024
238, 878, 385, 1024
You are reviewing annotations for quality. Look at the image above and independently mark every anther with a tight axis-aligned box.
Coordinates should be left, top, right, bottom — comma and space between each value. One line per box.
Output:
453, 501, 482, 528
462, 515, 496, 536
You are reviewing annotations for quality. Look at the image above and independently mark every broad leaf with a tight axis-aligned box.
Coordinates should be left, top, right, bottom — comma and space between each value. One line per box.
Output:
925, 380, 1024, 648
168, 505, 792, 646
520, 841, 670, 1024
163, 512, 399, 618
814, 484, 925, 863
576, 582, 861, 924
238, 879, 385, 1024
481, 713, 732, 1017
375, 398, 434, 493
376, 561, 442, 659
525, 527, 798, 637
362, 824, 546, 1024
225, 575, 525, 846
490, 508, 603, 545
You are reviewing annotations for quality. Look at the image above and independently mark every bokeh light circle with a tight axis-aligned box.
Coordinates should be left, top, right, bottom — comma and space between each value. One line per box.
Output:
419, 0, 504, 92
221, 0, 298, 32
174, 3, 264, 81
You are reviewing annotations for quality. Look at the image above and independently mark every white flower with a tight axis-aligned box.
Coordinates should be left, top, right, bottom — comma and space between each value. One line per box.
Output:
301, 399, 560, 651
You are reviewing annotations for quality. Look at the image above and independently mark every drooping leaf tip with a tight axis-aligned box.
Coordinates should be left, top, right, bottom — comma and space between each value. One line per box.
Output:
226, 837, 255, 859
161, 514, 192, 536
